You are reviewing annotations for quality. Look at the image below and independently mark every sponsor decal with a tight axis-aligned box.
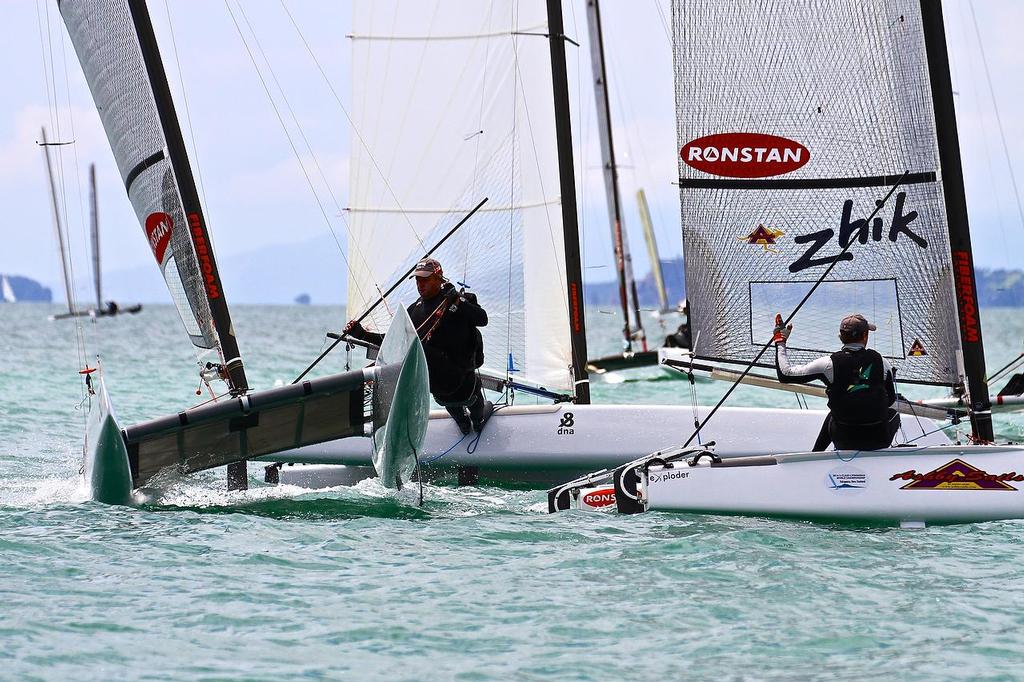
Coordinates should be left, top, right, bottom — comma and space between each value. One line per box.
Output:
145, 212, 173, 265
826, 465, 867, 493
557, 412, 575, 436
581, 487, 616, 509
908, 339, 928, 357
681, 132, 809, 178
738, 224, 785, 253
649, 470, 689, 484
891, 458, 1022, 490
788, 192, 927, 273
847, 363, 873, 393
952, 250, 980, 343
188, 212, 221, 300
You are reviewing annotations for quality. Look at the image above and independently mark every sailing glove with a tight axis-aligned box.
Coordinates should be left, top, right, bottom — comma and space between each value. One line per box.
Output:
772, 313, 792, 345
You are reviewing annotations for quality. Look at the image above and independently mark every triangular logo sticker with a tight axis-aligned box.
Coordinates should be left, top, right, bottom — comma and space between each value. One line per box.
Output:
908, 339, 928, 356
737, 224, 784, 252
891, 459, 1020, 491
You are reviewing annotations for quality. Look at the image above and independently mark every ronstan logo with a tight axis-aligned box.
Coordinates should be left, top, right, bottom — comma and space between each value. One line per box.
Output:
581, 488, 616, 508
681, 132, 809, 178
145, 212, 173, 265
908, 339, 928, 357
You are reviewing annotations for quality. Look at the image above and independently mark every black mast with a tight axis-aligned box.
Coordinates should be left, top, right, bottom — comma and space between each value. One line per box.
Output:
546, 0, 591, 404
585, 0, 646, 353
127, 0, 248, 396
920, 0, 993, 441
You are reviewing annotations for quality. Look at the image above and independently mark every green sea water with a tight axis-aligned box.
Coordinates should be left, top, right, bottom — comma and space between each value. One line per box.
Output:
2, 303, 1024, 680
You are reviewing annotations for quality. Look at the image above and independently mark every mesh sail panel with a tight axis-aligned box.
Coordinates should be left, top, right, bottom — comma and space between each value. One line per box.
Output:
348, 0, 572, 392
60, 0, 218, 350
673, 0, 960, 385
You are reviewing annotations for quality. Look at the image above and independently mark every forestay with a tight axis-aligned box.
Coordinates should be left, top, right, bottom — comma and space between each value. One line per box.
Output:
347, 0, 573, 394
60, 1, 236, 363
673, 0, 960, 386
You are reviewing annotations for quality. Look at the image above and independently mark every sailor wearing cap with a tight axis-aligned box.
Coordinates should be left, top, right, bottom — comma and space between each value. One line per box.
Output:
345, 258, 491, 435
772, 313, 900, 451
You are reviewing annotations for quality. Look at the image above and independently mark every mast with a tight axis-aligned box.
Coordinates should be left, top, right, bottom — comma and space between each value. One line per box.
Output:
89, 163, 101, 310
920, 0, 993, 441
126, 0, 248, 395
637, 189, 669, 314
584, 0, 646, 352
41, 127, 75, 316
546, 0, 590, 403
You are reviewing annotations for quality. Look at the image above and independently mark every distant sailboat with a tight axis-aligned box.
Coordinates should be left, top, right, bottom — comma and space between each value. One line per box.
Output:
1, 275, 16, 303
42, 145, 142, 320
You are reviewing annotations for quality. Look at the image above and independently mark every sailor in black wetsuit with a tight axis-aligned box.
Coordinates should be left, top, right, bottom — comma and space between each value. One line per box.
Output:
774, 313, 900, 451
345, 258, 492, 435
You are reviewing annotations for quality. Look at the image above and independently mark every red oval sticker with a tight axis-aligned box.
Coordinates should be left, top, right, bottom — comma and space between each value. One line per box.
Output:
681, 132, 809, 178
582, 488, 616, 508
145, 212, 173, 265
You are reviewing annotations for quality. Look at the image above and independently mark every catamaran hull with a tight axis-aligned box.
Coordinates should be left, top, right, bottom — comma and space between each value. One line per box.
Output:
259, 404, 950, 487
642, 445, 1024, 525
84, 375, 133, 506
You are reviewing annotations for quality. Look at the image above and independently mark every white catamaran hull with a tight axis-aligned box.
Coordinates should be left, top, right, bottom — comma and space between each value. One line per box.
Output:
642, 445, 1024, 525
260, 404, 950, 487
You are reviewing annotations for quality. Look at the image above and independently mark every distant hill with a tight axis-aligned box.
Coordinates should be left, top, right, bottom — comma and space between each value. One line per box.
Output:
584, 258, 1024, 308
1, 274, 52, 302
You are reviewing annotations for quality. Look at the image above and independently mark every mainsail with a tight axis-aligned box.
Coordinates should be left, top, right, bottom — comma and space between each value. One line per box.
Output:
59, 0, 246, 391
347, 0, 574, 394
673, 0, 966, 387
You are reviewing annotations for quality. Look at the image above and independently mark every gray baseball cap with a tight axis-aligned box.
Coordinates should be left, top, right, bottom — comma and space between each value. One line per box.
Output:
839, 314, 877, 336
410, 257, 443, 278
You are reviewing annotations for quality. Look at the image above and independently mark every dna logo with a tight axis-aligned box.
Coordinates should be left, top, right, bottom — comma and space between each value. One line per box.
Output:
557, 412, 575, 436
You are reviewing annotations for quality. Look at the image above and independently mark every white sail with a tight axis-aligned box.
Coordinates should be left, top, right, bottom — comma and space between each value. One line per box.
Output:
673, 0, 961, 386
347, 0, 573, 393
1, 275, 15, 304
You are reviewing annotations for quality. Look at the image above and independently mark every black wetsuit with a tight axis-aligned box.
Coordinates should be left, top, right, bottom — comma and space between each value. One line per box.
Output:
356, 283, 488, 424
776, 342, 900, 451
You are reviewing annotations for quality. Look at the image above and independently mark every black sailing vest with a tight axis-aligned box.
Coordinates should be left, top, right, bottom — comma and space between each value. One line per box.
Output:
826, 347, 888, 425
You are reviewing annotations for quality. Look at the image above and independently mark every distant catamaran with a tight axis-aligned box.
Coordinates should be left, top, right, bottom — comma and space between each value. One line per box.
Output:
40, 132, 142, 321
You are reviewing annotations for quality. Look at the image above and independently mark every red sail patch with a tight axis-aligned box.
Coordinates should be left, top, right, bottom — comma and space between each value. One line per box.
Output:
890, 458, 1021, 490
145, 212, 173, 265
681, 132, 810, 178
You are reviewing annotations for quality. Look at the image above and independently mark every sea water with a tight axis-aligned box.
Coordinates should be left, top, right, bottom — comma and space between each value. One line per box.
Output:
2, 304, 1023, 680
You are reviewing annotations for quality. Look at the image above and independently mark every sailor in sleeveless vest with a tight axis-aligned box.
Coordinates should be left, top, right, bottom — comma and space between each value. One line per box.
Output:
773, 313, 900, 451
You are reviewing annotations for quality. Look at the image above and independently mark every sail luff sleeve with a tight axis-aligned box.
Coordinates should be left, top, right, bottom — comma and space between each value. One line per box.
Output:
919, 0, 993, 440
547, 0, 591, 403
41, 127, 76, 314
125, 0, 247, 392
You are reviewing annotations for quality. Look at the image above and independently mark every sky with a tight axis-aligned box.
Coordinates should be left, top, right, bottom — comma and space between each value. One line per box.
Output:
1, 0, 1022, 305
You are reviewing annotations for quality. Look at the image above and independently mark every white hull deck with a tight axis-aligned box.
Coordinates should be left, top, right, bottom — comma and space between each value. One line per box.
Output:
257, 403, 950, 487
639, 444, 1024, 525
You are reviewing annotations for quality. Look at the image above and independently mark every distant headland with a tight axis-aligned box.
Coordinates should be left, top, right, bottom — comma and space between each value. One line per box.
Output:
1, 274, 52, 303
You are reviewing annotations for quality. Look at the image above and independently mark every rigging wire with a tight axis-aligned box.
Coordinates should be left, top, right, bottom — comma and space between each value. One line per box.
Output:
967, 0, 1024, 239
221, 0, 373, 306
277, 0, 426, 252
